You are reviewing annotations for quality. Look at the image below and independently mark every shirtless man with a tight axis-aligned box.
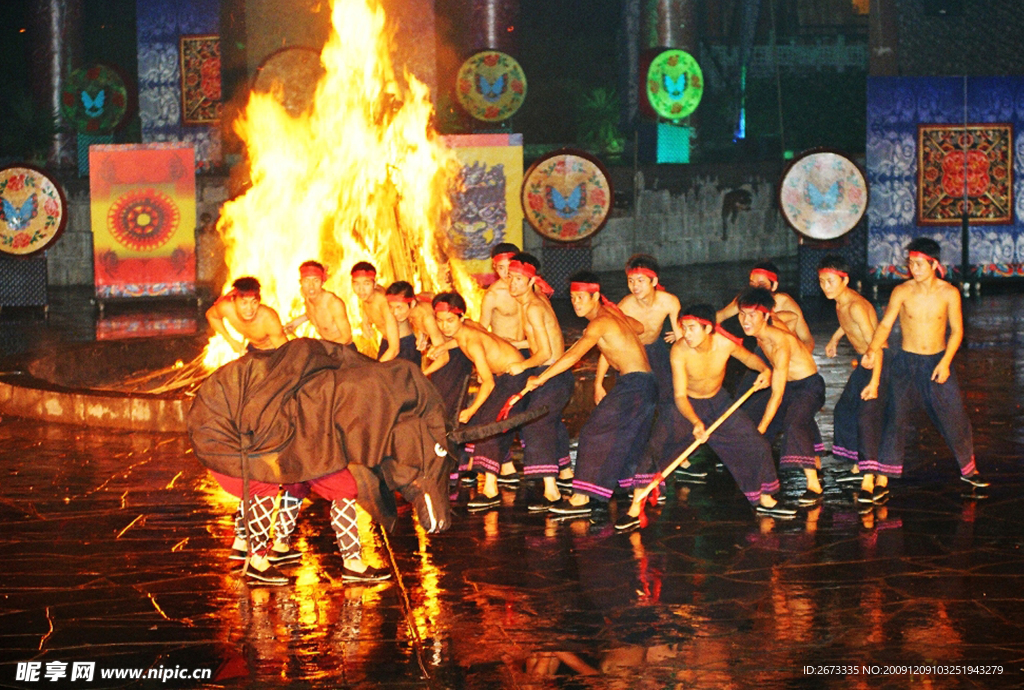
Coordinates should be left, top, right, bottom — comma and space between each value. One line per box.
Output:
524, 272, 656, 517
738, 287, 825, 506
480, 243, 525, 343
432, 292, 528, 510
595, 254, 683, 408
861, 237, 987, 497
717, 261, 815, 353
503, 254, 574, 508
383, 281, 444, 366
621, 304, 795, 529
204, 277, 299, 581
817, 255, 886, 496
284, 261, 353, 346
350, 261, 400, 362
205, 277, 288, 353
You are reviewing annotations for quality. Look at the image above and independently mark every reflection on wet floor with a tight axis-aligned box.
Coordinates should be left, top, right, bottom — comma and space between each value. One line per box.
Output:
2, 269, 1024, 687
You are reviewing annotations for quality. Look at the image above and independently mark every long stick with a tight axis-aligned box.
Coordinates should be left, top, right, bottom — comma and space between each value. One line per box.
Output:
632, 384, 761, 508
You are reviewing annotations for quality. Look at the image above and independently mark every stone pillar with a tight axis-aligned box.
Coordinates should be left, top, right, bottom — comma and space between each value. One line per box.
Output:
644, 0, 695, 51
469, 0, 519, 53
28, 0, 83, 169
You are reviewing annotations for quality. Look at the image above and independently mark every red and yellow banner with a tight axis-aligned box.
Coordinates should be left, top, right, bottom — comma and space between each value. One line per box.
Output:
89, 144, 196, 298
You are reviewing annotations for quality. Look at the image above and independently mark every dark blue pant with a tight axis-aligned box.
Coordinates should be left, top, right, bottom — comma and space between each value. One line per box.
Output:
742, 373, 825, 469
378, 334, 421, 366
875, 350, 976, 478
573, 372, 657, 501
522, 369, 574, 478
833, 362, 887, 469
466, 371, 530, 475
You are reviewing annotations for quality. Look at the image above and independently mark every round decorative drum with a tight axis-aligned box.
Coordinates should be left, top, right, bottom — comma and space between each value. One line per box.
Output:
521, 149, 613, 243
253, 47, 325, 118
0, 165, 68, 256
60, 64, 129, 133
646, 49, 703, 120
455, 50, 527, 122
779, 150, 868, 241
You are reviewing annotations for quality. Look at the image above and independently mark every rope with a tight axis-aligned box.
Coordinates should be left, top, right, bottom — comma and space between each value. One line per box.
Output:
378, 526, 436, 688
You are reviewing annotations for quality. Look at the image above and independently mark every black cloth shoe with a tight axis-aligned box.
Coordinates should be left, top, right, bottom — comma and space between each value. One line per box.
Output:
527, 496, 561, 513
797, 489, 823, 506
556, 476, 574, 491
267, 547, 302, 564
496, 472, 521, 486
466, 494, 501, 512
755, 502, 797, 518
872, 485, 890, 503
674, 464, 708, 481
614, 513, 641, 531
960, 473, 990, 488
229, 548, 247, 561
246, 563, 290, 586
342, 564, 392, 582
460, 473, 478, 486
857, 489, 875, 504
548, 498, 592, 516
834, 470, 864, 484
588, 503, 610, 524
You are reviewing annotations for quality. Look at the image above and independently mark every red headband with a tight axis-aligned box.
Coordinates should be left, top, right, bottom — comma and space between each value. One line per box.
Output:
627, 267, 665, 290
434, 302, 464, 316
740, 304, 773, 315
351, 269, 376, 279
680, 315, 743, 345
508, 260, 537, 278
492, 252, 516, 262
908, 251, 946, 278
300, 265, 326, 281
386, 294, 414, 304
570, 281, 600, 293
750, 268, 778, 284
818, 268, 848, 279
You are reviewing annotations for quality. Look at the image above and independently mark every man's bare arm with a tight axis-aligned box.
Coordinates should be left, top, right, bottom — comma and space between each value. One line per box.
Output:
716, 297, 739, 324
511, 304, 552, 373
460, 337, 495, 422
526, 322, 603, 391
933, 287, 963, 383
479, 289, 496, 331
758, 339, 788, 434
825, 326, 845, 358
593, 353, 610, 404
864, 286, 905, 365
206, 302, 244, 352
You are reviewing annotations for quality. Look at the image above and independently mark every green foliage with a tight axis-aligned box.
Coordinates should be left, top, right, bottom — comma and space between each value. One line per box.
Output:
576, 87, 625, 156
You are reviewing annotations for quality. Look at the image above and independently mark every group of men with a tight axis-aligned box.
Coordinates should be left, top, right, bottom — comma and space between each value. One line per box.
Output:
202, 234, 988, 583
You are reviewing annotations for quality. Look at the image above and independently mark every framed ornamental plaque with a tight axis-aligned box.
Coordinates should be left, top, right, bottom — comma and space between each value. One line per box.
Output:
455, 50, 527, 122
646, 49, 704, 120
521, 149, 612, 243
778, 150, 868, 241
60, 64, 129, 134
0, 165, 68, 256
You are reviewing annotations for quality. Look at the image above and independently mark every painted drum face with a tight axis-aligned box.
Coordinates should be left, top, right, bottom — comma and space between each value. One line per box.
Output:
455, 51, 527, 122
521, 149, 613, 243
779, 150, 868, 241
61, 64, 129, 134
0, 166, 68, 256
646, 49, 704, 120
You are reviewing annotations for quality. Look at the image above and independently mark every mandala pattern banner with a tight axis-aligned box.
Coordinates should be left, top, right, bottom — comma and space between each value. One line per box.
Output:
867, 77, 1024, 279
89, 144, 196, 298
442, 134, 523, 285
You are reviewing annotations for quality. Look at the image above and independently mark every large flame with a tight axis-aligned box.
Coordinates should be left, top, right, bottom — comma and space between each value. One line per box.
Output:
205, 0, 478, 367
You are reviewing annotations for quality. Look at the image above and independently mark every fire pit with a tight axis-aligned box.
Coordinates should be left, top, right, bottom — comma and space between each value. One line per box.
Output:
0, 335, 206, 432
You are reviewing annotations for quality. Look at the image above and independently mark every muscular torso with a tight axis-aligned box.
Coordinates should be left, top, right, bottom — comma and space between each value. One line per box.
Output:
483, 281, 524, 342
522, 296, 564, 365
678, 335, 734, 398
304, 291, 352, 344
457, 320, 525, 374
592, 309, 651, 375
217, 301, 285, 350
619, 292, 679, 345
360, 290, 391, 337
759, 325, 818, 380
896, 281, 954, 355
836, 293, 878, 355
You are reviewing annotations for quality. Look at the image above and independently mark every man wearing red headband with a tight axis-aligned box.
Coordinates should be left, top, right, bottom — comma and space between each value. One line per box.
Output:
432, 292, 529, 511
206, 276, 288, 354
284, 261, 354, 346
383, 281, 442, 367
595, 254, 684, 413
351, 261, 401, 362
524, 272, 656, 518
862, 237, 987, 493
817, 255, 887, 500
737, 287, 825, 507
480, 243, 526, 344
504, 253, 574, 508
620, 303, 794, 528
716, 260, 815, 353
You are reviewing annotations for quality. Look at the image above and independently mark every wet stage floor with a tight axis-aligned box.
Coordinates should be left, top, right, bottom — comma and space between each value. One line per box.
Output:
1, 266, 1024, 688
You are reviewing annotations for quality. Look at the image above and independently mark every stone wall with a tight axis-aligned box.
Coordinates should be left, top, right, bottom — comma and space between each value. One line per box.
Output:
525, 163, 798, 272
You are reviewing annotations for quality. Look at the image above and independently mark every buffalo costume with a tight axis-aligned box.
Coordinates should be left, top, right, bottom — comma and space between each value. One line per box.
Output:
874, 350, 976, 478
188, 338, 455, 537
